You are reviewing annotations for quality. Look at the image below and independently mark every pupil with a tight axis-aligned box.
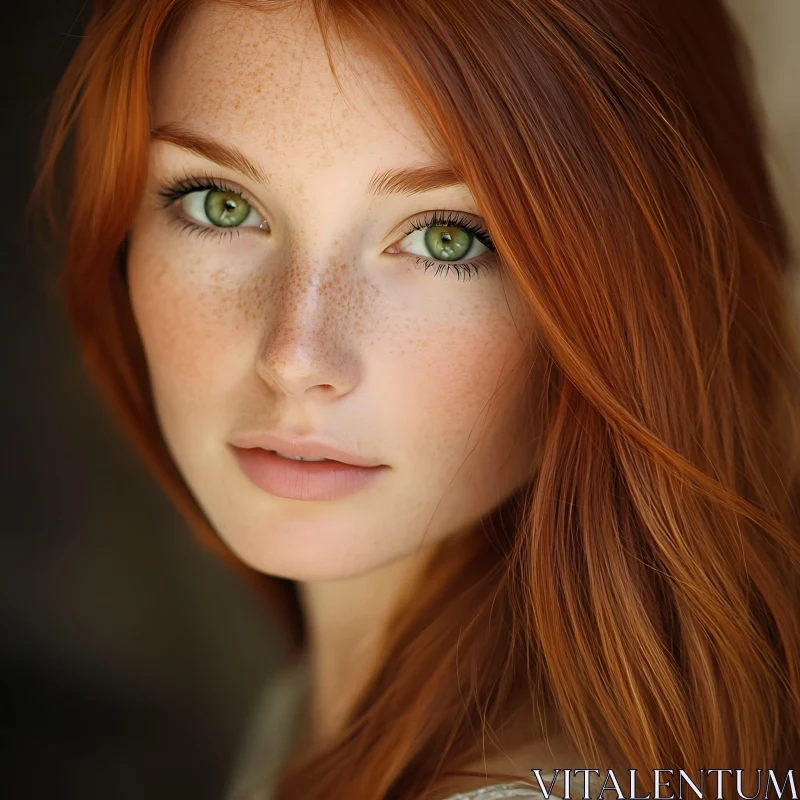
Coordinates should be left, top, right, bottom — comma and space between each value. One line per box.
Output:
205, 190, 250, 227
426, 225, 470, 261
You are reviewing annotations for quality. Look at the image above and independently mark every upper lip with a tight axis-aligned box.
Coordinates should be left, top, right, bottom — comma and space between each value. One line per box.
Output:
228, 431, 385, 468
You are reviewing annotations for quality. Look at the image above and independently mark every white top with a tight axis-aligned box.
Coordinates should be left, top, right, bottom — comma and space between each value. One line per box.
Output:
223, 659, 560, 799
438, 785, 552, 799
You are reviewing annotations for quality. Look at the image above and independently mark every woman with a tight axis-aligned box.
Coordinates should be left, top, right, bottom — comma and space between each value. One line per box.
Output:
30, 0, 800, 798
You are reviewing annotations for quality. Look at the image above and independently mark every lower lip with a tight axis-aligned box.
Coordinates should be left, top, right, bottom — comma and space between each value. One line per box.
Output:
228, 445, 388, 501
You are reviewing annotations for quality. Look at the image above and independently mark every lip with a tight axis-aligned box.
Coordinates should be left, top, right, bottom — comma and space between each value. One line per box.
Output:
227, 431, 385, 468
228, 444, 389, 501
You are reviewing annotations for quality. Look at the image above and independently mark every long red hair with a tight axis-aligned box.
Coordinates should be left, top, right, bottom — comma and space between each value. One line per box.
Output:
29, 0, 800, 796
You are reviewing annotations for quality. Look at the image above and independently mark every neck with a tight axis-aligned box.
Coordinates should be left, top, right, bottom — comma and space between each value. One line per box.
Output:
294, 544, 436, 751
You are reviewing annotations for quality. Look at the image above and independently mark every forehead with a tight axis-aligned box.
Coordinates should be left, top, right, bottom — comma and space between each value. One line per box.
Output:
151, 1, 438, 178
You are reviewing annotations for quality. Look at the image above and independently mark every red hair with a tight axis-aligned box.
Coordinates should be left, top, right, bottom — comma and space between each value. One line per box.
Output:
29, 0, 800, 796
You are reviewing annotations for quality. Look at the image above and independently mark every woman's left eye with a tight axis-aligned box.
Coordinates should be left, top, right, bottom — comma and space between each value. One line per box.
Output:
387, 210, 498, 282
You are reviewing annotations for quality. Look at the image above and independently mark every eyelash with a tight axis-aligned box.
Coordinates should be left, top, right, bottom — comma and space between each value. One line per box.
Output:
154, 173, 498, 282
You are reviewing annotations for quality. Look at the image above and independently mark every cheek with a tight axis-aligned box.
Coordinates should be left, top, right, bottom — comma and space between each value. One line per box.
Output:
377, 297, 531, 466
125, 231, 251, 414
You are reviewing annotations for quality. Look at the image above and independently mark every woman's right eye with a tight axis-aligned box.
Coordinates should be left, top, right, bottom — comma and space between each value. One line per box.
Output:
179, 188, 266, 229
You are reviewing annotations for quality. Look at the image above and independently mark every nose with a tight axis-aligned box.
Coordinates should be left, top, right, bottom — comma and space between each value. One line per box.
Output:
254, 265, 362, 402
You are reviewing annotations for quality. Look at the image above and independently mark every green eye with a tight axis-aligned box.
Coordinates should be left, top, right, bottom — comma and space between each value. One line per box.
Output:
424, 225, 472, 261
175, 186, 266, 229
204, 190, 252, 227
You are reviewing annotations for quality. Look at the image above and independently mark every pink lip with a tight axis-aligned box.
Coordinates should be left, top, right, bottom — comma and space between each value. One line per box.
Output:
228, 431, 384, 468
228, 445, 389, 501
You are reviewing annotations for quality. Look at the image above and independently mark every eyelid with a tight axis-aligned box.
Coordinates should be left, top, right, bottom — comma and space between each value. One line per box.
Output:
155, 171, 268, 219
401, 208, 493, 240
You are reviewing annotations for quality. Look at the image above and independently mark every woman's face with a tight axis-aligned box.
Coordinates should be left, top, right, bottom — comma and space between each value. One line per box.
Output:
127, 1, 539, 581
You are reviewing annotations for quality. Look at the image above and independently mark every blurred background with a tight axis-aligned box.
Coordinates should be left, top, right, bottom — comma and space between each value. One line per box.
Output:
3, 1, 798, 798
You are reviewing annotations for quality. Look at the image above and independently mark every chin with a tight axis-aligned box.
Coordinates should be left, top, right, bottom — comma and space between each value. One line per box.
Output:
210, 512, 399, 582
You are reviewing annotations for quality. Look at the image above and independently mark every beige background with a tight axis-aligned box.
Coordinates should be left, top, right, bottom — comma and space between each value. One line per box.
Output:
726, 0, 800, 313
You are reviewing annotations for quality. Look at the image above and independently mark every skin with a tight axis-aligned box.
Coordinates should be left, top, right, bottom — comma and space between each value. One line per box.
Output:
126, 1, 561, 788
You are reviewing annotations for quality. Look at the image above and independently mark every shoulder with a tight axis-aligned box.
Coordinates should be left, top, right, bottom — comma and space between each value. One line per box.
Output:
432, 729, 577, 800
439, 782, 548, 799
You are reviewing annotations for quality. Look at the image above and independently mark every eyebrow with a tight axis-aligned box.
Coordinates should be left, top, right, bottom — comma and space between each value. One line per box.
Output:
150, 122, 467, 197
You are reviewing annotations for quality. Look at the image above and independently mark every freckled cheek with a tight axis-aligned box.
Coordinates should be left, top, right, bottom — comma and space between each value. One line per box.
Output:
127, 250, 255, 394
380, 313, 526, 447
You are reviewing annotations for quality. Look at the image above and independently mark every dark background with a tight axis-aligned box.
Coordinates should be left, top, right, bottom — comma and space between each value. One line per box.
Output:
3, 1, 797, 799
4, 3, 284, 798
